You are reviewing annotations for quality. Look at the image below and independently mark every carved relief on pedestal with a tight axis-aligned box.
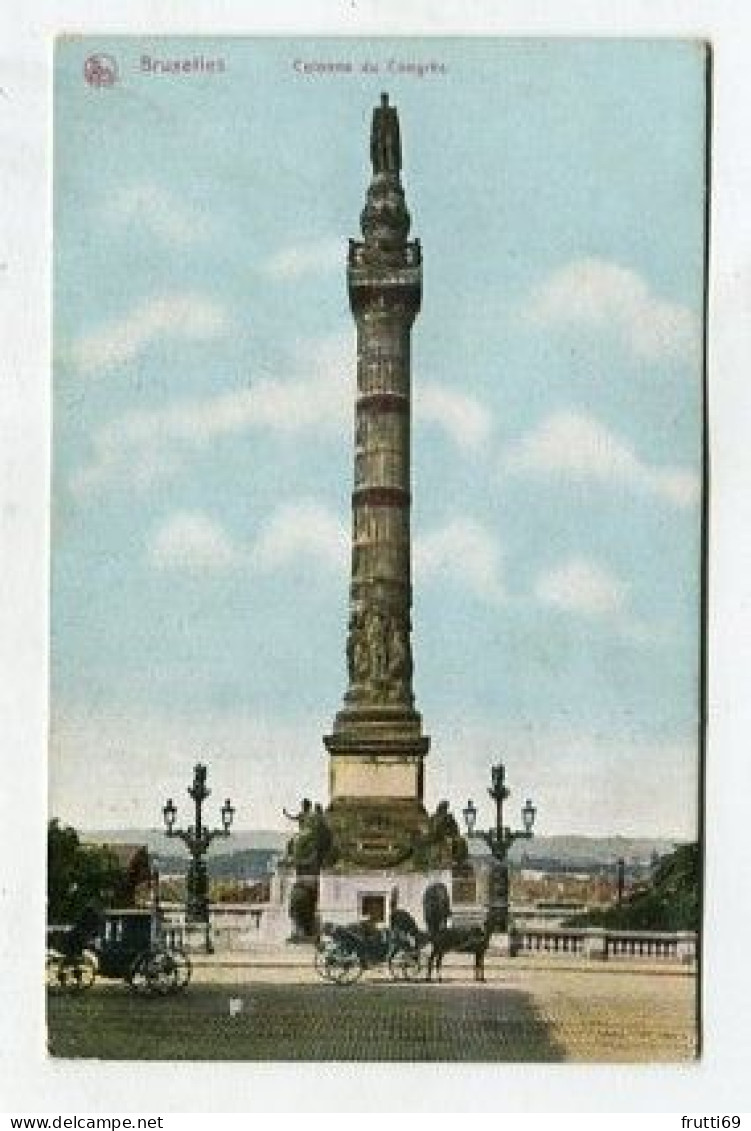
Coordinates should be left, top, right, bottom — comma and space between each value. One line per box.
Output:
346, 605, 413, 705
385, 615, 413, 700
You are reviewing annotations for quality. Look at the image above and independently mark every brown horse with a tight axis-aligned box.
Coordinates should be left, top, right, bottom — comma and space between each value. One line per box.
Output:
427, 919, 493, 983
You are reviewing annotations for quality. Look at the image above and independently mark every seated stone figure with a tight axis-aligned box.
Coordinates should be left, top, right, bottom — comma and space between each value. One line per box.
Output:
414, 800, 468, 868
428, 800, 459, 841
283, 798, 336, 872
310, 803, 336, 867
283, 797, 312, 863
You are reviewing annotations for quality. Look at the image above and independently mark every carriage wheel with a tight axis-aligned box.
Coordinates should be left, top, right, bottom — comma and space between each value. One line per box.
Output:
128, 950, 175, 995
170, 949, 192, 991
148, 950, 179, 995
388, 948, 424, 982
314, 942, 347, 983
73, 954, 97, 989
330, 947, 362, 986
55, 954, 96, 991
128, 952, 157, 995
46, 954, 62, 989
313, 943, 338, 982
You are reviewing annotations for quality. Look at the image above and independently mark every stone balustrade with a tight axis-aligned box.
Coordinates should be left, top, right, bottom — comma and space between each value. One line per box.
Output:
161, 903, 290, 950
510, 924, 697, 963
513, 926, 587, 957
160, 903, 698, 963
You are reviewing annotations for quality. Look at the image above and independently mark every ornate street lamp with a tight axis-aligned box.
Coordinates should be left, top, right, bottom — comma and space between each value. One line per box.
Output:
463, 762, 537, 931
162, 763, 235, 948
462, 798, 478, 837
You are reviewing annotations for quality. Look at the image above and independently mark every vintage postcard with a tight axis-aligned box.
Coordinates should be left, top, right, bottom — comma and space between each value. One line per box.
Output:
48, 36, 706, 1064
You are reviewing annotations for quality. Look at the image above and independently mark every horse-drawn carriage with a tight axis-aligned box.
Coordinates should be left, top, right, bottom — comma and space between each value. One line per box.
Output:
314, 910, 427, 985
46, 907, 191, 995
313, 886, 494, 985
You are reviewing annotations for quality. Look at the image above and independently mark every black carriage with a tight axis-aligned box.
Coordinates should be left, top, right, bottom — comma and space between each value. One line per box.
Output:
314, 911, 426, 985
97, 909, 191, 994
45, 932, 97, 991
46, 905, 103, 991
46, 908, 191, 995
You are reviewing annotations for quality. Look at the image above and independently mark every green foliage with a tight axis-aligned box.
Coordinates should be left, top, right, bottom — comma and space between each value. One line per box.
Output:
211, 879, 257, 903
157, 877, 186, 904
563, 842, 700, 932
47, 819, 126, 923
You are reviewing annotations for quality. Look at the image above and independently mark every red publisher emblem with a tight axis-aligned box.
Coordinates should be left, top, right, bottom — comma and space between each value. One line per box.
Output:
84, 54, 118, 88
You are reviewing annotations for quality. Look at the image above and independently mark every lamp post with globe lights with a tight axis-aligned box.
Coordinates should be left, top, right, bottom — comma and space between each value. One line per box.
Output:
162, 763, 235, 949
462, 763, 536, 931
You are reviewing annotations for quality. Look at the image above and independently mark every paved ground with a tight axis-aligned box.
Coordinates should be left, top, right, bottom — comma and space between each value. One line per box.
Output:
47, 956, 698, 1062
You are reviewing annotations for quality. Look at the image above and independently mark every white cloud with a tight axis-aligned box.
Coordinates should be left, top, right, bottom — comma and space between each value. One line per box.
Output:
262, 238, 342, 280
505, 410, 700, 508
145, 504, 506, 611
70, 293, 229, 375
49, 705, 328, 832
147, 500, 347, 580
104, 182, 211, 246
534, 555, 659, 642
416, 384, 492, 450
523, 258, 699, 363
149, 512, 241, 574
71, 334, 351, 495
536, 557, 626, 617
253, 501, 348, 574
146, 503, 510, 611
650, 468, 701, 509
415, 518, 504, 604
429, 719, 698, 840
72, 329, 491, 495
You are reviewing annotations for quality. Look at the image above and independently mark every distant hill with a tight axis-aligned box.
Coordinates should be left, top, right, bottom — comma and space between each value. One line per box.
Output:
85, 828, 679, 868
83, 828, 288, 856
509, 835, 681, 866
152, 847, 281, 879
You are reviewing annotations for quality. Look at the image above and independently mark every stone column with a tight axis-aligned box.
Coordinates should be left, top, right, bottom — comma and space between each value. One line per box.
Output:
324, 95, 430, 868
344, 270, 418, 718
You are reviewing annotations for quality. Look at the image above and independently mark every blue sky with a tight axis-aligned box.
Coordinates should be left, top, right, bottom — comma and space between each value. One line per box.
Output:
51, 37, 705, 837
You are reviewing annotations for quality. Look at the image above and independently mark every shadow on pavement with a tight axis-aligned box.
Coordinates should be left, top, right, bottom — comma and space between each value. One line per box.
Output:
47, 980, 565, 1061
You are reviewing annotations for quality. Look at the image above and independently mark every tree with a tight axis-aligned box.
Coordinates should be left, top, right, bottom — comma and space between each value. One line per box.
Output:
211, 879, 253, 903
563, 842, 700, 932
47, 819, 126, 923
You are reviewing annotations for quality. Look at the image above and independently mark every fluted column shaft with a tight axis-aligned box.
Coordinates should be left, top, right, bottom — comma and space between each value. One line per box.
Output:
325, 95, 430, 838
341, 235, 421, 719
